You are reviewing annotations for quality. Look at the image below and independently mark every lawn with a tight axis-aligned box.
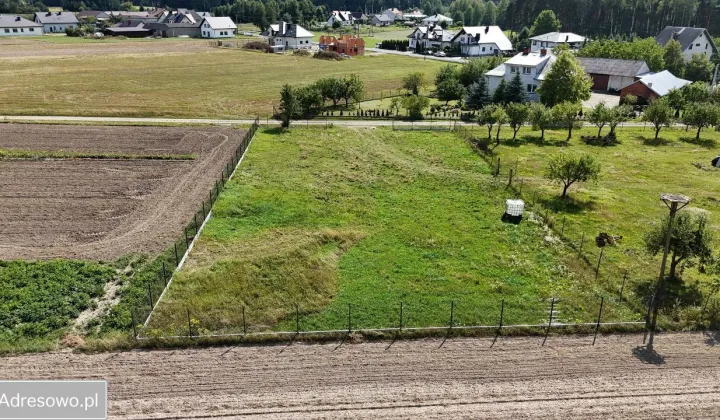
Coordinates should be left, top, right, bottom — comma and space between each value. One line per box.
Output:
483, 124, 720, 325
0, 49, 447, 119
147, 126, 637, 336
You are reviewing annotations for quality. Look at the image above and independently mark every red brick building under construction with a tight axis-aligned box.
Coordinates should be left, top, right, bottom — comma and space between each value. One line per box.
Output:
318, 34, 365, 56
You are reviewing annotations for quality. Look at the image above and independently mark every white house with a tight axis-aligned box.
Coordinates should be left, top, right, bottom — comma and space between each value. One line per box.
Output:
451, 26, 513, 57
370, 14, 393, 26
261, 21, 313, 51
381, 8, 403, 21
200, 16, 236, 38
327, 11, 354, 27
655, 26, 718, 61
485, 49, 556, 101
34, 11, 78, 33
0, 14, 43, 36
530, 32, 585, 52
407, 25, 454, 52
421, 13, 452, 26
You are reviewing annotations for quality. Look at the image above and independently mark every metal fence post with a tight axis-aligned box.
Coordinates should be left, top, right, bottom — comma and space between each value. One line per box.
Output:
184, 227, 190, 249
619, 271, 628, 301
193, 213, 199, 236
593, 297, 605, 346
131, 310, 137, 340
162, 262, 167, 286
147, 283, 153, 308
542, 298, 555, 346
347, 303, 352, 333
449, 300, 455, 329
399, 301, 403, 331
187, 308, 192, 337
242, 305, 247, 335
498, 299, 505, 334
202, 201, 206, 219
595, 247, 605, 279
296, 303, 300, 334
174, 243, 179, 266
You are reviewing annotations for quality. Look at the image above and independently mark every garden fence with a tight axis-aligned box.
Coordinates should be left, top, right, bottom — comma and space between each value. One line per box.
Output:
133, 117, 260, 330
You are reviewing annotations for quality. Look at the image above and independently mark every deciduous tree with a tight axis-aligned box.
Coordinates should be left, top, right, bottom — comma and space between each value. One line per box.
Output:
538, 51, 592, 107
551, 101, 583, 140
279, 84, 299, 128
644, 212, 713, 279
663, 39, 685, 78
587, 102, 612, 138
402, 72, 426, 95
529, 103, 554, 139
642, 98, 675, 140
682, 102, 720, 139
530, 9, 561, 36
506, 102, 530, 140
545, 153, 601, 198
685, 53, 714, 82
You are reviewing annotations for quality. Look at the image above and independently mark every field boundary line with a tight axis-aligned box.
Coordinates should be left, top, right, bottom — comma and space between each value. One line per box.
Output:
142, 119, 260, 329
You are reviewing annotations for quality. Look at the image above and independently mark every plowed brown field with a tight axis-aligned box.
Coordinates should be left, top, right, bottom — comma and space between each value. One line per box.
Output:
0, 124, 246, 260
1, 333, 719, 419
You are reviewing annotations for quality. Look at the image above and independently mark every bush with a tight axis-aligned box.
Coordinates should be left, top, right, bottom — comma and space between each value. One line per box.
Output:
313, 50, 343, 60
243, 41, 272, 53
293, 49, 311, 57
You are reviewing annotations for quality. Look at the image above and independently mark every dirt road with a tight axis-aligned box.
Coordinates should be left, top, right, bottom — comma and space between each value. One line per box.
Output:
1, 332, 719, 418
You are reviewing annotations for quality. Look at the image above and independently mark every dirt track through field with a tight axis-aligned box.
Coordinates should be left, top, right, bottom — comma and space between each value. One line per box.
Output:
1, 333, 719, 418
0, 124, 246, 260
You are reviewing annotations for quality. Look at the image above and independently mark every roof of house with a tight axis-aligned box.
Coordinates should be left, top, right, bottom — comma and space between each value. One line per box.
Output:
108, 11, 150, 18
350, 11, 366, 19
632, 70, 691, 96
34, 11, 78, 24
105, 25, 151, 33
408, 26, 453, 42
262, 21, 313, 38
655, 26, 718, 53
530, 31, 585, 43
371, 14, 393, 22
403, 11, 426, 18
451, 26, 513, 51
76, 10, 110, 19
487, 51, 556, 80
202, 16, 236, 30
331, 11, 353, 21
577, 57, 650, 77
0, 14, 43, 27
422, 13, 452, 22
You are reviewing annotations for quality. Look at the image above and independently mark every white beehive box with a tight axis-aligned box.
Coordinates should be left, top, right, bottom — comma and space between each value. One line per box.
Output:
505, 199, 525, 217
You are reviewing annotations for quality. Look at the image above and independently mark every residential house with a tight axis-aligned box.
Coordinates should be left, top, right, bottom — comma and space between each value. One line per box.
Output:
0, 14, 43, 36
34, 11, 78, 33
350, 11, 367, 23
421, 14, 452, 26
402, 10, 426, 21
327, 11, 354, 27
319, 34, 364, 56
382, 8, 403, 21
370, 14, 393, 26
200, 16, 236, 38
451, 26, 513, 57
620, 70, 691, 103
485, 48, 556, 101
407, 25, 454, 52
261, 21, 313, 51
105, 21, 152, 37
76, 10, 110, 21
529, 32, 585, 52
655, 26, 717, 61
144, 9, 205, 37
577, 57, 650, 92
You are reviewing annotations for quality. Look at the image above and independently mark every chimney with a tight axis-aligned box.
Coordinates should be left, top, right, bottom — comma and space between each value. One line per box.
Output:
540, 48, 547, 56
523, 47, 529, 55
484, 26, 489, 34
15, 16, 20, 21
647, 82, 653, 88
57, 11, 62, 15
46, 12, 51, 16
565, 35, 569, 42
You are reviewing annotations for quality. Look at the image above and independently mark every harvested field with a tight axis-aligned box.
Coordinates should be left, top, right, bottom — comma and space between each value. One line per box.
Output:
0, 38, 213, 59
0, 124, 246, 260
1, 333, 719, 418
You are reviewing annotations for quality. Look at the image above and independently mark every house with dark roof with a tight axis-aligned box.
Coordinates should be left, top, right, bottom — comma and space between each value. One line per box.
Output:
105, 21, 152, 37
350, 11, 367, 23
655, 26, 717, 62
407, 25, 454, 52
34, 11, 78, 33
327, 11, 354, 27
144, 9, 206, 37
577, 57, 650, 92
76, 10, 110, 21
261, 21, 313, 51
0, 14, 43, 36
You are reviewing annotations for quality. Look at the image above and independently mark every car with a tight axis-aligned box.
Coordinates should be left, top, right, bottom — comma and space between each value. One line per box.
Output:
433, 51, 446, 57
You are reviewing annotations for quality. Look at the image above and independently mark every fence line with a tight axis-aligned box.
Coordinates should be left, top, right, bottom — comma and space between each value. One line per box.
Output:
135, 117, 260, 329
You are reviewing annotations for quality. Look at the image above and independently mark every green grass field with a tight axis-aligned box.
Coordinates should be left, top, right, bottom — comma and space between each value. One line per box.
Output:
146, 126, 638, 336
483, 124, 720, 325
0, 49, 446, 119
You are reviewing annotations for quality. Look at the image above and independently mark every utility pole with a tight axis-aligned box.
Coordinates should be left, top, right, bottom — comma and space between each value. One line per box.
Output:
646, 193, 690, 351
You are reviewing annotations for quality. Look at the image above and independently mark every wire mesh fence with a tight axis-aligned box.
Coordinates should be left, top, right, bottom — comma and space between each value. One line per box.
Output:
132, 118, 260, 329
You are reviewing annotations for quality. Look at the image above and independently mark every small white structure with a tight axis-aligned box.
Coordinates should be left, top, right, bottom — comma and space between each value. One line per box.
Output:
486, 49, 556, 101
0, 14, 43, 36
261, 21, 314, 51
34, 11, 78, 33
200, 16, 236, 38
421, 13, 453, 26
451, 26, 513, 57
530, 32, 585, 52
505, 199, 525, 217
327, 11, 354, 27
